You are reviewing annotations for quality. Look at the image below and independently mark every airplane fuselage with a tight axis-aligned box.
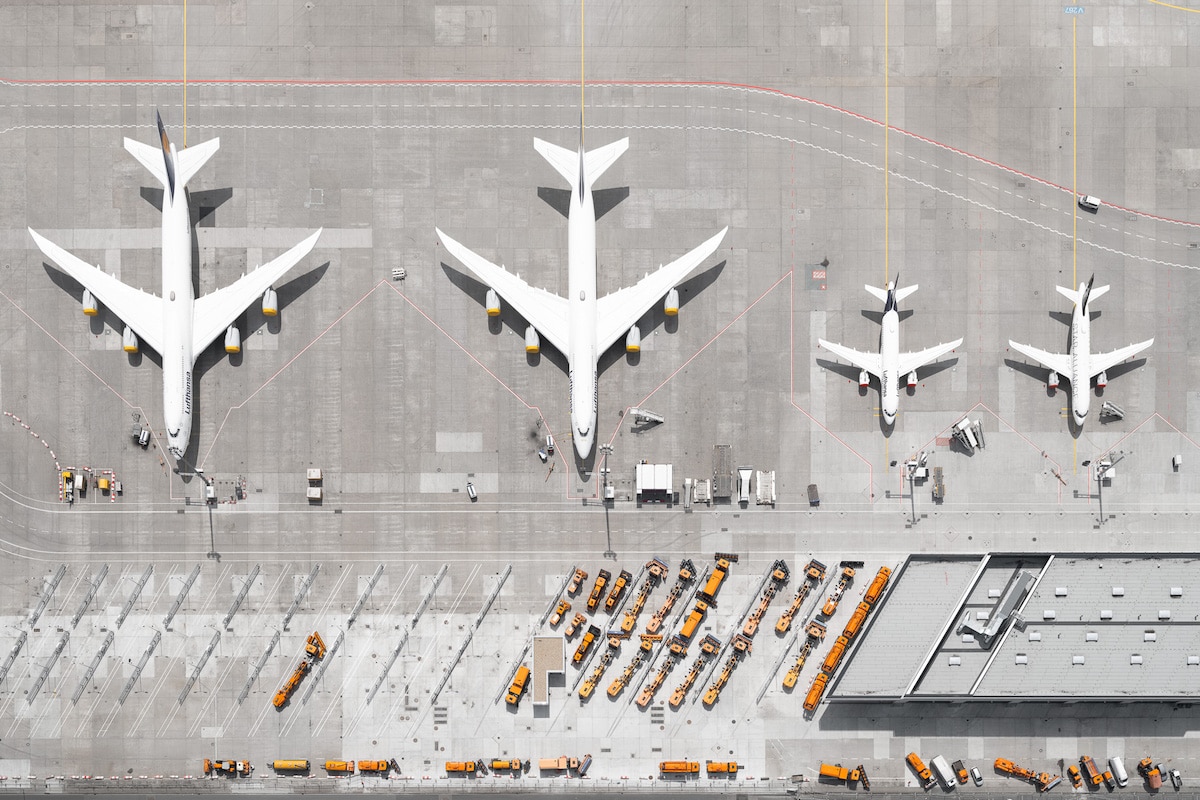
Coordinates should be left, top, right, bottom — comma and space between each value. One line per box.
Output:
1068, 287, 1091, 425
160, 143, 196, 460
567, 160, 599, 458
879, 308, 901, 425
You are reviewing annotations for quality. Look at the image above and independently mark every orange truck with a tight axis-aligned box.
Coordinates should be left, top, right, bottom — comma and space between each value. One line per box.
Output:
907, 752, 935, 789
505, 665, 530, 705
707, 761, 738, 775
803, 671, 829, 712
660, 761, 700, 775
587, 570, 611, 611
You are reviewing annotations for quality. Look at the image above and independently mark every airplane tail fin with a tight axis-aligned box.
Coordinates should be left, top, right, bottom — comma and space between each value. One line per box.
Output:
865, 280, 917, 306
124, 111, 219, 198
1056, 276, 1109, 311
534, 136, 629, 195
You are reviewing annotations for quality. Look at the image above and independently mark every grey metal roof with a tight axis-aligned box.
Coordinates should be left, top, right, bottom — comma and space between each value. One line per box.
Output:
831, 554, 1200, 702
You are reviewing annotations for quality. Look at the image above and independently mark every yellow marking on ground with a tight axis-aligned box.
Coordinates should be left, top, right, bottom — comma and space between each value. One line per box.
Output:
183, 0, 188, 145
580, 0, 584, 148
884, 0, 889, 284
1071, 16, 1076, 287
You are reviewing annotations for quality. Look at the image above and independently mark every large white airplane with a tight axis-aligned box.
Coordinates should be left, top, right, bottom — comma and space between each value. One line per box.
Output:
1008, 275, 1153, 426
29, 113, 323, 463
436, 134, 727, 459
817, 276, 963, 425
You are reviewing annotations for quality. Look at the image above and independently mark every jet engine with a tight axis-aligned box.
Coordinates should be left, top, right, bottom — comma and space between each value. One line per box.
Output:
907, 371, 918, 388
858, 369, 870, 388
486, 289, 501, 317
82, 289, 99, 316
224, 325, 242, 354
524, 325, 540, 354
664, 288, 680, 316
1096, 371, 1108, 389
262, 288, 278, 317
626, 325, 641, 353
122, 326, 138, 353
1048, 372, 1060, 392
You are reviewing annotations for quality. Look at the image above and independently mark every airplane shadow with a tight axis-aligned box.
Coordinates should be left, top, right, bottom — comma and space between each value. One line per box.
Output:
137, 186, 234, 229
537, 186, 629, 221
860, 308, 913, 325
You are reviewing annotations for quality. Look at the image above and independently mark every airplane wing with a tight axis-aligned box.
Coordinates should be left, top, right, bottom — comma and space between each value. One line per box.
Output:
594, 227, 728, 353
1089, 339, 1154, 380
897, 337, 964, 377
1008, 340, 1071, 379
191, 229, 322, 353
817, 339, 882, 378
436, 227, 569, 354
28, 228, 165, 354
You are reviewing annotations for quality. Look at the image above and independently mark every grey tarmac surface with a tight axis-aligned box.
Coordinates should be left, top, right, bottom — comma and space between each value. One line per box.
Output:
0, 0, 1197, 793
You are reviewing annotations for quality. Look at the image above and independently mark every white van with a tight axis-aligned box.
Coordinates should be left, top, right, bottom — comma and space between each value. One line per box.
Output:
1078, 195, 1101, 212
1109, 757, 1127, 788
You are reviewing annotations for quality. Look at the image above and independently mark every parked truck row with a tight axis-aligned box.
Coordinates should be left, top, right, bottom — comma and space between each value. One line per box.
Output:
803, 566, 892, 713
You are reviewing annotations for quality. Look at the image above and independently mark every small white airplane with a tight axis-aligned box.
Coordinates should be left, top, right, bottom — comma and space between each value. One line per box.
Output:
817, 276, 963, 425
436, 134, 727, 459
29, 112, 323, 462
1008, 274, 1153, 426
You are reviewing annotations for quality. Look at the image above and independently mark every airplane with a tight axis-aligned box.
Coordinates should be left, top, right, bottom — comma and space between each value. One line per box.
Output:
817, 275, 963, 425
435, 133, 727, 459
29, 112, 323, 463
1008, 274, 1153, 426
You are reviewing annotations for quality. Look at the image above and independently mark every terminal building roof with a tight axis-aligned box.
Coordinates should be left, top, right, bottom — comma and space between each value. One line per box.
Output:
830, 553, 1200, 702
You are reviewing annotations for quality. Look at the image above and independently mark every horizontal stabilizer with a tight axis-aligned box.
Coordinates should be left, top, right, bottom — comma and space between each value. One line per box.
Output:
1056, 282, 1109, 309
534, 137, 629, 193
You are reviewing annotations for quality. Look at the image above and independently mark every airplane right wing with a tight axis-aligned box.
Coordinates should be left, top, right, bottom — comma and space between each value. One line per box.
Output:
191, 229, 323, 354
1008, 340, 1071, 379
817, 339, 882, 378
28, 228, 165, 354
897, 337, 964, 377
436, 227, 570, 355
594, 227, 728, 353
1089, 339, 1154, 380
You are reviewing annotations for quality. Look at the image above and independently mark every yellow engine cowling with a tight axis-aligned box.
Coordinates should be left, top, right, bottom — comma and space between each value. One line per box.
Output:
664, 287, 679, 316
82, 289, 99, 316
524, 325, 539, 354
122, 326, 138, 353
262, 288, 278, 316
486, 288, 500, 317
626, 325, 641, 353
224, 325, 241, 354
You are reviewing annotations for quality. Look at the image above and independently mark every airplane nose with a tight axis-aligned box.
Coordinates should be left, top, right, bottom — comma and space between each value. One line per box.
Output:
883, 411, 896, 426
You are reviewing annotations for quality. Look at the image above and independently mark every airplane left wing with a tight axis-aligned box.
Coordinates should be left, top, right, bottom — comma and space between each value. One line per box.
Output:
817, 339, 882, 378
897, 337, 964, 377
594, 227, 728, 353
436, 227, 570, 355
1089, 339, 1154, 380
1008, 340, 1071, 380
191, 229, 322, 353
28, 227, 165, 354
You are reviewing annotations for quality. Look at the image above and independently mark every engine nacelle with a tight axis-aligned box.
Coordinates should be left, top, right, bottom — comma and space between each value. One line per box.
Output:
224, 325, 242, 354
1048, 371, 1060, 391
858, 369, 870, 388
907, 371, 918, 388
664, 287, 680, 316
122, 326, 138, 353
262, 288, 278, 317
1096, 371, 1108, 389
486, 289, 500, 317
82, 289, 99, 316
524, 325, 540, 354
626, 325, 641, 353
